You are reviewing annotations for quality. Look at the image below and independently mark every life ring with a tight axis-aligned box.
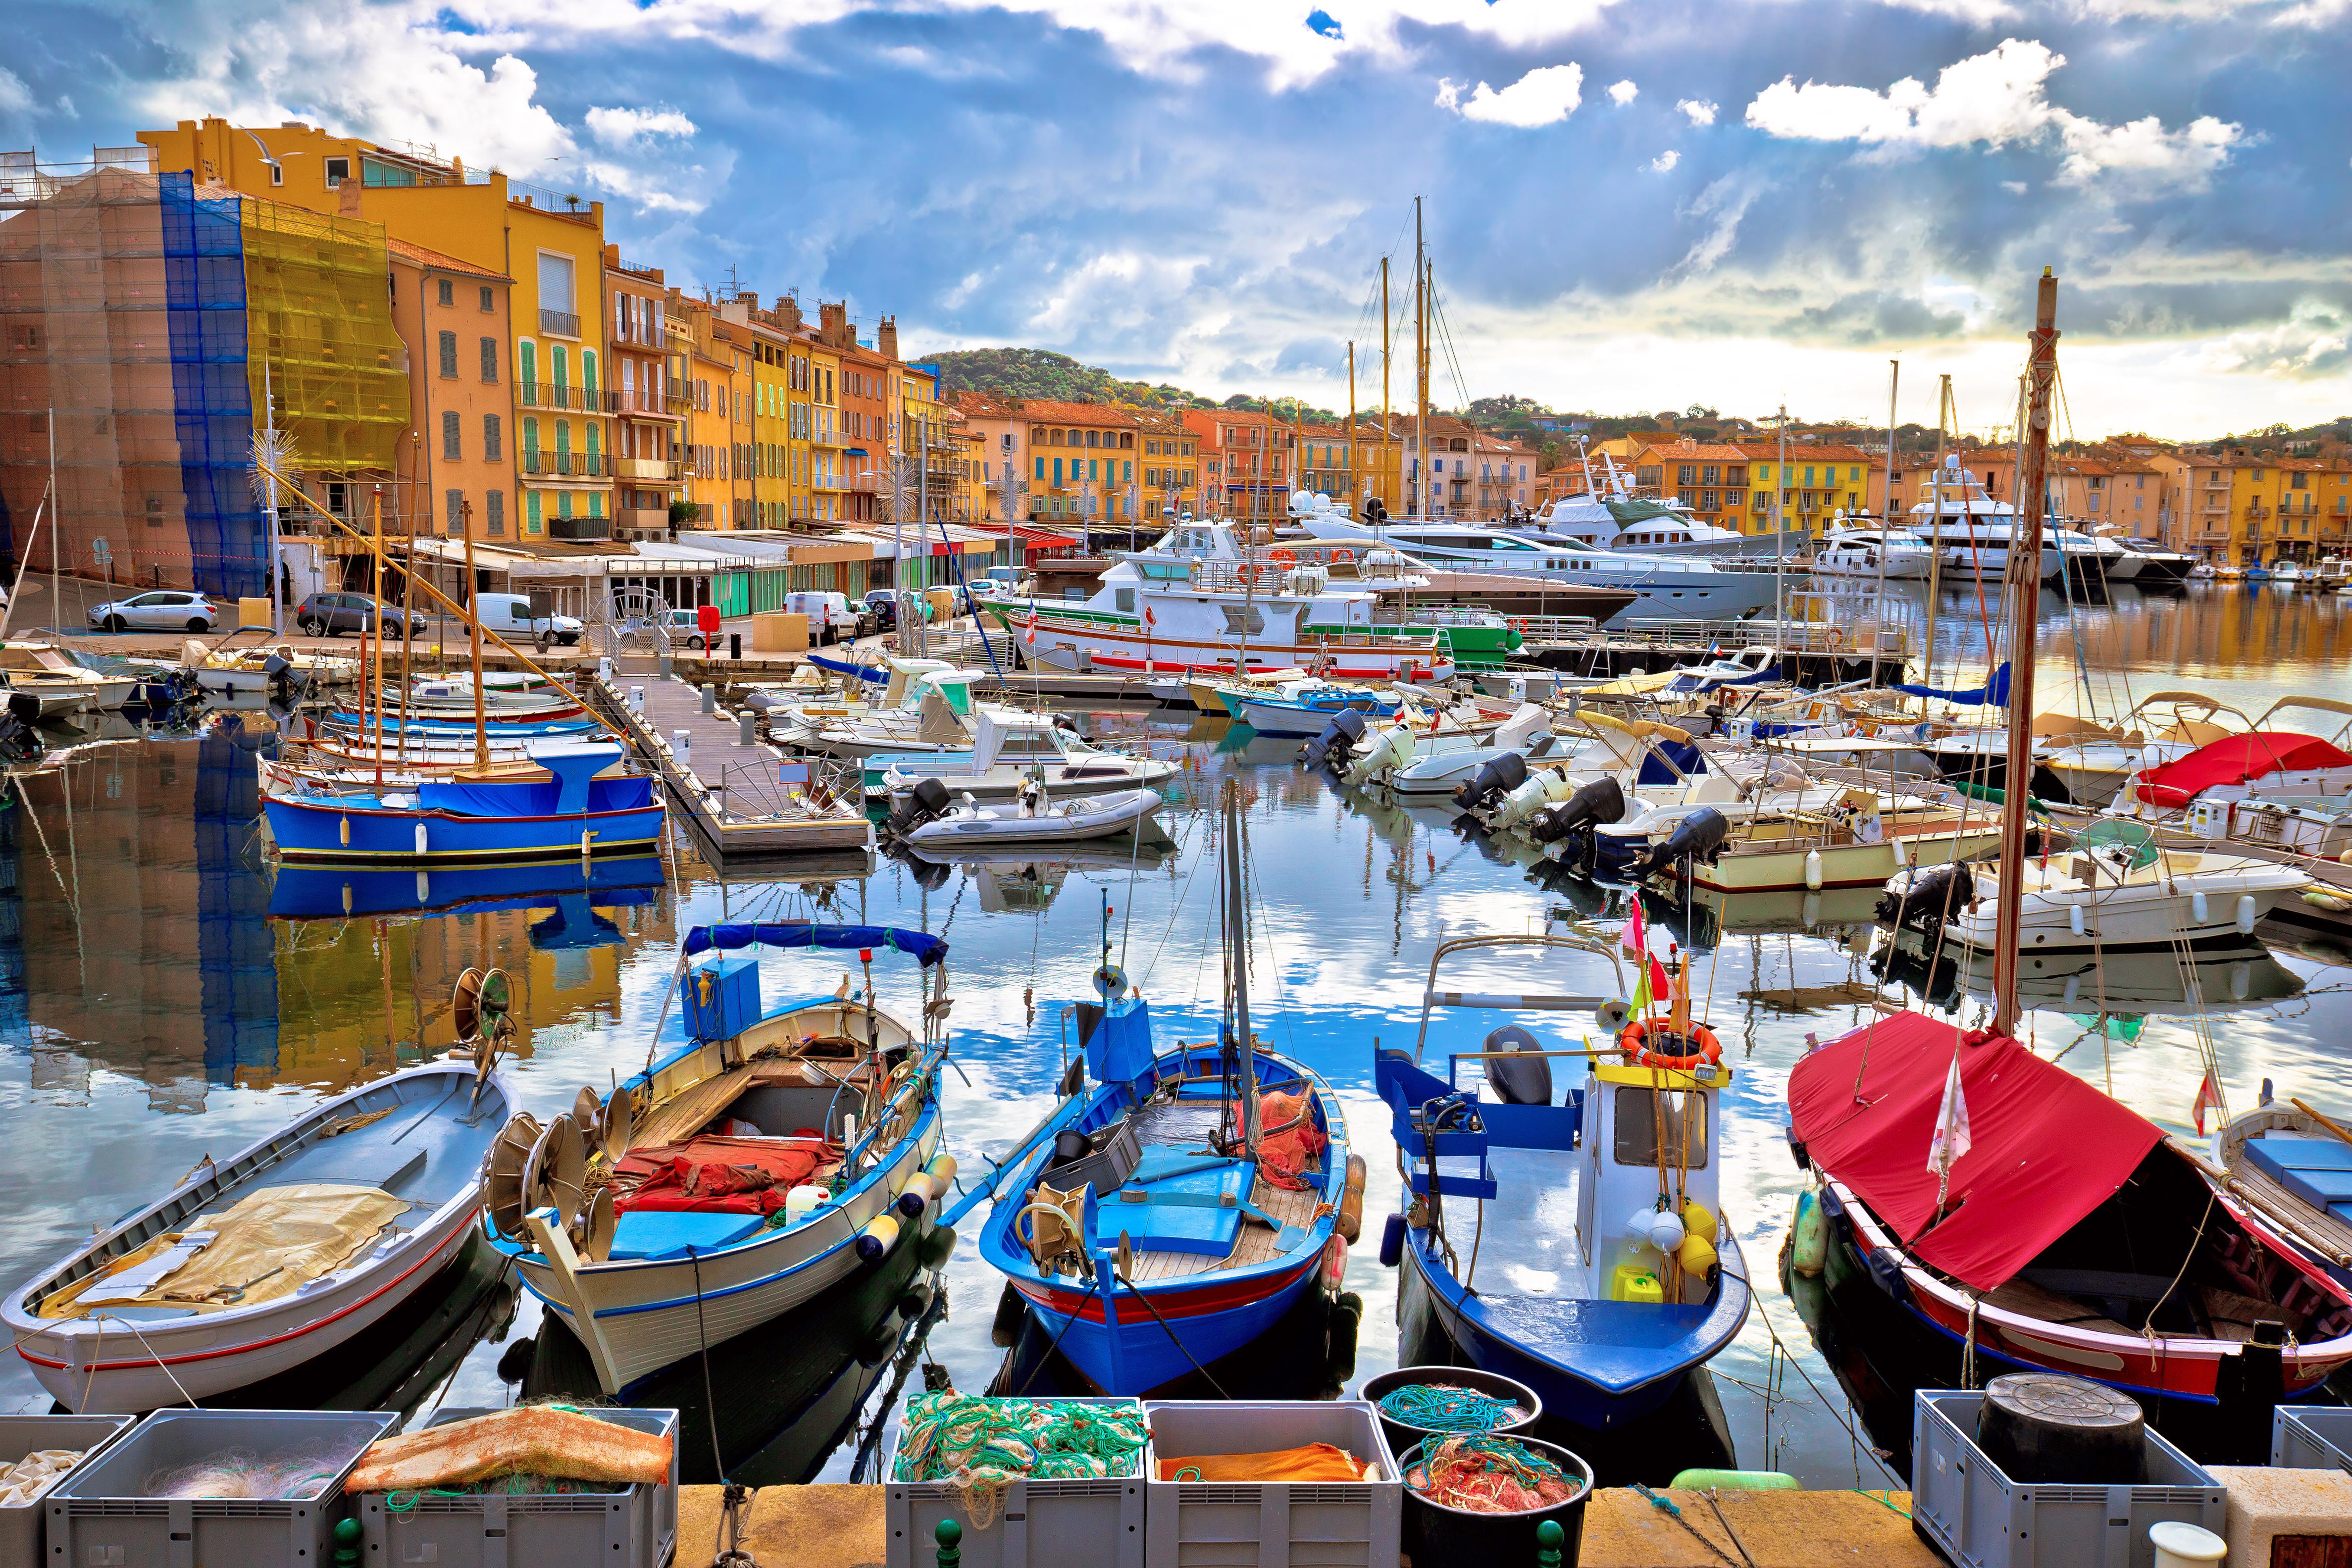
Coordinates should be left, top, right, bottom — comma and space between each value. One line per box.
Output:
1331, 548, 1355, 563
1828, 629, 1846, 652
1618, 1019, 1723, 1070
1269, 548, 1297, 569
1510, 618, 1528, 633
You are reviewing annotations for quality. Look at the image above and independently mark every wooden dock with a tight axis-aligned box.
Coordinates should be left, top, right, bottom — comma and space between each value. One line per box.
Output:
591, 667, 874, 868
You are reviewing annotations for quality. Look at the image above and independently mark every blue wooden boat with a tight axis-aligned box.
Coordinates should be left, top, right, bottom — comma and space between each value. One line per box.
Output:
1372, 931, 1750, 1429
489, 921, 954, 1394
260, 739, 664, 864
266, 854, 665, 920
1231, 683, 1402, 737
323, 709, 601, 738
958, 788, 1361, 1394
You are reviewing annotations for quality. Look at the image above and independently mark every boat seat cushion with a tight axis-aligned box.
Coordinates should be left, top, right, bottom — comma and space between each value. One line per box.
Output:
607, 1210, 769, 1260
2245, 1135, 2352, 1215
1096, 1147, 1254, 1257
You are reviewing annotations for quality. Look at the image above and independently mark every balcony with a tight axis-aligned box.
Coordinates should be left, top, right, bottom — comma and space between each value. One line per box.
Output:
2246, 505, 2271, 521
615, 507, 669, 535
539, 307, 581, 339
520, 451, 610, 479
547, 512, 610, 541
616, 455, 679, 483
518, 383, 613, 413
613, 389, 681, 418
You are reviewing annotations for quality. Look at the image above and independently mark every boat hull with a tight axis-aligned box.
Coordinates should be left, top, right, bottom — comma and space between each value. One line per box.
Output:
261, 794, 664, 864
1010, 1256, 1323, 1395
1232, 695, 1397, 737
1677, 826, 2003, 894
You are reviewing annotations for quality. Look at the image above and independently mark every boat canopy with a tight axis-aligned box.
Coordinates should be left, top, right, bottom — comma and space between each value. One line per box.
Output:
682, 921, 948, 966
1890, 662, 2010, 707
1788, 1012, 2161, 1291
2132, 730, 2352, 809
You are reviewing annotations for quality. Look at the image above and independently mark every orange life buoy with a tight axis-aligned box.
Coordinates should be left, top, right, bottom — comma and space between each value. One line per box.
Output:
1617, 1019, 1724, 1071
1828, 629, 1846, 652
1270, 548, 1297, 569
1332, 547, 1356, 563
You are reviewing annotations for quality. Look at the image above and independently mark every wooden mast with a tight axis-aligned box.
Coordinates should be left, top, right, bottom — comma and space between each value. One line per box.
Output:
1224, 782, 1259, 1153
1380, 257, 1391, 532
1992, 268, 2060, 1040
1345, 340, 1356, 512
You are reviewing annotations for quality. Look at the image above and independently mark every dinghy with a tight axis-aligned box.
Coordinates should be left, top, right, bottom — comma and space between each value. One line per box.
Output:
4, 991, 518, 1412
892, 781, 1167, 850
870, 706, 1177, 805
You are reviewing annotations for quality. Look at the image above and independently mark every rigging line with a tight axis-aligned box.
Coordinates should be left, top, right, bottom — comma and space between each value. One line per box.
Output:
1714, 1269, 1905, 1485
1139, 793, 1218, 987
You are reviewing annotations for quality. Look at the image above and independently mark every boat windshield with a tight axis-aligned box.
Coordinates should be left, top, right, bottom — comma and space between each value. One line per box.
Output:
1611, 1086, 1708, 1167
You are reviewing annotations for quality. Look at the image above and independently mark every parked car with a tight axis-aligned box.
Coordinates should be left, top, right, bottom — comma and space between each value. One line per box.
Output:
861, 589, 897, 633
470, 592, 582, 650
90, 590, 222, 633
663, 607, 715, 651
783, 591, 866, 645
294, 591, 425, 638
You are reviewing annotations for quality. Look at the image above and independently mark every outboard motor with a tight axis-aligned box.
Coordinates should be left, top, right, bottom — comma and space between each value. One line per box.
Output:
1632, 807, 1730, 879
888, 776, 955, 836
1878, 861, 1975, 933
1299, 708, 1369, 771
1483, 1024, 1552, 1107
906, 854, 953, 892
0, 692, 44, 762
1489, 769, 1574, 831
1527, 777, 1627, 844
1452, 751, 1528, 813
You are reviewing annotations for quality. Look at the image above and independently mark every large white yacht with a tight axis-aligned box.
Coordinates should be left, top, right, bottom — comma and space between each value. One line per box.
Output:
1906, 455, 2061, 581
1529, 452, 1809, 558
1812, 522, 1934, 581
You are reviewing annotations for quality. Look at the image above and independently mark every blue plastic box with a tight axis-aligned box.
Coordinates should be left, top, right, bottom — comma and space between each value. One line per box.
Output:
684, 953, 761, 1041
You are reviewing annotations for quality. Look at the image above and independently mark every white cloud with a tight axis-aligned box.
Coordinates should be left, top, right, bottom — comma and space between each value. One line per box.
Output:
0, 67, 34, 118
1743, 38, 2244, 189
1676, 97, 1717, 127
2187, 302, 2351, 378
1435, 63, 1584, 128
1607, 79, 1638, 105
1649, 149, 1680, 172
584, 106, 698, 149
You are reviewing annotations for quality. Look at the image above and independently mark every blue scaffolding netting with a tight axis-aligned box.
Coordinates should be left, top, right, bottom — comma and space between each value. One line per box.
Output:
159, 171, 269, 602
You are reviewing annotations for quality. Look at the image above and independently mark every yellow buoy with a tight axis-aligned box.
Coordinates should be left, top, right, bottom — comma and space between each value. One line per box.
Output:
1681, 1199, 1717, 1243
856, 1213, 901, 1261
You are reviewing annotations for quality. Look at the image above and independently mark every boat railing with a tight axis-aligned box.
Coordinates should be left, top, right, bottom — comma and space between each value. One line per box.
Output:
689, 752, 865, 823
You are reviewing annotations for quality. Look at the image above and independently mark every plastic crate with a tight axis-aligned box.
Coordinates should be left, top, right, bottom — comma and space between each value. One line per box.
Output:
885, 1396, 1147, 1568
46, 1408, 398, 1568
0, 1414, 136, 1568
354, 1406, 680, 1568
1144, 1400, 1401, 1568
2271, 1406, 2352, 1472
1910, 1390, 2226, 1568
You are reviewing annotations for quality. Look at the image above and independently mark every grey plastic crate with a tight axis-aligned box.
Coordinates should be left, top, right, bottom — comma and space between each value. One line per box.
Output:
1144, 1399, 1400, 1568
0, 1413, 136, 1568
2272, 1405, 2352, 1473
885, 1396, 1147, 1568
46, 1408, 398, 1568
1910, 1390, 2226, 1568
354, 1406, 680, 1568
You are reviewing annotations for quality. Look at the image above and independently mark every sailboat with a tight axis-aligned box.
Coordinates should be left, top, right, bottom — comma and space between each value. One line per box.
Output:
960, 788, 1360, 1394
1789, 270, 2352, 1458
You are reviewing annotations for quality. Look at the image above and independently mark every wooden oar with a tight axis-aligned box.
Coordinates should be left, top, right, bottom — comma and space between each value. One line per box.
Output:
2293, 1098, 2352, 1150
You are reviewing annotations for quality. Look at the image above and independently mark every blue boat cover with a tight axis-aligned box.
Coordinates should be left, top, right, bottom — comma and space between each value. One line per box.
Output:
1892, 662, 2011, 707
683, 921, 948, 966
1102, 1147, 1253, 1256
808, 653, 886, 682
1636, 738, 1705, 786
418, 774, 657, 817
2244, 1133, 2352, 1222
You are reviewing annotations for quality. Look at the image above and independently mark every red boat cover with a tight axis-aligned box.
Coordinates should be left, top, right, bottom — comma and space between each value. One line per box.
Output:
1788, 1012, 2163, 1292
609, 1135, 836, 1216
2133, 730, 2352, 809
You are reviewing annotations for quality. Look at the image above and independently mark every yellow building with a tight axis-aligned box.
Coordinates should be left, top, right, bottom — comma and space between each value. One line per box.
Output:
2157, 452, 2352, 568
1137, 412, 1202, 519
141, 117, 615, 540
1734, 441, 1873, 538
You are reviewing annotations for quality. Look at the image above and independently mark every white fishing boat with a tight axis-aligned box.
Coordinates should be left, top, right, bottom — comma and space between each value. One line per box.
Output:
1880, 820, 2308, 954
4, 1039, 514, 1412
0, 644, 136, 713
1810, 525, 1934, 581
869, 706, 1178, 804
895, 783, 1166, 849
186, 627, 359, 697
492, 924, 953, 1395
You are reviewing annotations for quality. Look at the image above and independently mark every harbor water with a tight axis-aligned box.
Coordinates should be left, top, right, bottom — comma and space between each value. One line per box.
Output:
2, 580, 2349, 1488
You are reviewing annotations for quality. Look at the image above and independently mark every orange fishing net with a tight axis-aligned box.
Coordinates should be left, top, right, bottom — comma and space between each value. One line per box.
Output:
1158, 1443, 1373, 1483
1255, 1090, 1327, 1191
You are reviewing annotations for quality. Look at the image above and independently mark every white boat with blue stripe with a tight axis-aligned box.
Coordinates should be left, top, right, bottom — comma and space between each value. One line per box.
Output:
489, 922, 956, 1395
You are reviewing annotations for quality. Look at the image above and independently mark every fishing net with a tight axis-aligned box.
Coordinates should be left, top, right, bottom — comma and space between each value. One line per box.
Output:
0, 1450, 82, 1506
1255, 1090, 1328, 1191
893, 1393, 1147, 1529
1377, 1383, 1528, 1435
1405, 1435, 1579, 1515
140, 1438, 363, 1501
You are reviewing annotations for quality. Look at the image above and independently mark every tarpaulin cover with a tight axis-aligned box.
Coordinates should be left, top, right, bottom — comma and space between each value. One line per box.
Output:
609, 1135, 834, 1215
1787, 1012, 2162, 1291
683, 921, 948, 966
417, 775, 655, 817
1892, 662, 2010, 707
41, 1183, 405, 1317
2131, 730, 2352, 809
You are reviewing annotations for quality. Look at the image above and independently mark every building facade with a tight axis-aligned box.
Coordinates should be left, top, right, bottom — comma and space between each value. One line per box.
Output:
387, 239, 514, 544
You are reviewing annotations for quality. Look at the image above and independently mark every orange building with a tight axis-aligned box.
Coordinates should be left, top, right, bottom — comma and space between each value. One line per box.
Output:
387, 239, 516, 543
1624, 438, 1749, 531
603, 247, 681, 541
1025, 401, 1142, 527
1183, 408, 1288, 524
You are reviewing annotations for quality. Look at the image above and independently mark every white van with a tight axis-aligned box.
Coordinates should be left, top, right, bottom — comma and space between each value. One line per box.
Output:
469, 592, 582, 648
783, 591, 867, 645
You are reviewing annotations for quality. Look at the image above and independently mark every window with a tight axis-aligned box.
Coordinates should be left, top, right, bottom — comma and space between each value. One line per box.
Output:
269, 163, 283, 187
483, 413, 502, 461
486, 491, 505, 535
446, 488, 464, 533
1678, 464, 1697, 486
324, 156, 349, 188
1613, 1086, 1707, 1167
479, 286, 494, 312
479, 336, 498, 382
436, 278, 454, 307
519, 342, 537, 397
538, 252, 576, 314
442, 410, 461, 460
437, 330, 458, 378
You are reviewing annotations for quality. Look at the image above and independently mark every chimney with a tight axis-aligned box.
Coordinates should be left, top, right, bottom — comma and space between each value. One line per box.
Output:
774, 294, 802, 331
878, 314, 898, 362
820, 300, 848, 347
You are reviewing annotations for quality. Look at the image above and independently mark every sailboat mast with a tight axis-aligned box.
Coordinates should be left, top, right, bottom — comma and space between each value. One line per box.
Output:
1992, 269, 2060, 1040
1919, 376, 1952, 702
462, 498, 488, 769
1414, 198, 1428, 518
1224, 785, 1260, 1152
1380, 257, 1392, 534
1346, 341, 1356, 513
370, 482, 385, 783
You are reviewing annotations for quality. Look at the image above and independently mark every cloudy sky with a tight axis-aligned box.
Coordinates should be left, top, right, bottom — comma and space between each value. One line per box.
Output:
7, 0, 2349, 438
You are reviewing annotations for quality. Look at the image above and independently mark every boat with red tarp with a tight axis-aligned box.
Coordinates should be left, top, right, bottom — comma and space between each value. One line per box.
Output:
1788, 1012, 2352, 1453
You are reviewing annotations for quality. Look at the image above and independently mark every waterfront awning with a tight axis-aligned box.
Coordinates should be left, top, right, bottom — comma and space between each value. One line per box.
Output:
2132, 731, 2352, 809
1788, 1011, 2161, 1291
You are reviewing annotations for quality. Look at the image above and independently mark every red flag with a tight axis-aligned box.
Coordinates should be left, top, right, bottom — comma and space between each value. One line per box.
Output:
1144, 605, 1156, 628
1622, 898, 1646, 955
2192, 1070, 2222, 1136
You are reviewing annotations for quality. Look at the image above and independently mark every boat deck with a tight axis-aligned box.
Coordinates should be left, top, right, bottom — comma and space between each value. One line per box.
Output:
1115, 1093, 1327, 1284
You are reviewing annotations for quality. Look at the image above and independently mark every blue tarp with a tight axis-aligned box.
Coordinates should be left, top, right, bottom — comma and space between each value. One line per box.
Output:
1892, 661, 2010, 707
808, 654, 885, 683
683, 922, 948, 967
418, 774, 655, 817
1636, 737, 1706, 786
158, 172, 269, 602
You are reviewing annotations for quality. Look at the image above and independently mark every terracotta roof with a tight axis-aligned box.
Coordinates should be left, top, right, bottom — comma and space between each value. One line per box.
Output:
385, 238, 509, 281
1630, 439, 1749, 463
1016, 400, 1141, 426
1732, 441, 1875, 464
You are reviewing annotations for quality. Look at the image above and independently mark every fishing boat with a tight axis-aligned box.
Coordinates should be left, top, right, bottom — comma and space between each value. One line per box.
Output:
265, 854, 665, 921
186, 626, 358, 697
490, 921, 954, 1395
2215, 1097, 2352, 1293
259, 737, 664, 864
0, 643, 135, 713
961, 788, 1359, 1394
1789, 1012, 2352, 1445
3, 1035, 516, 1412
765, 662, 985, 759
869, 706, 1178, 804
1373, 930, 1750, 1427
1228, 680, 1402, 737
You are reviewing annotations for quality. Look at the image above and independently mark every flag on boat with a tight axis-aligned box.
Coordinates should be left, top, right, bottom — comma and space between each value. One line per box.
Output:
1622, 898, 1646, 955
2192, 1069, 2223, 1135
1144, 606, 1156, 628
1927, 1040, 1972, 1196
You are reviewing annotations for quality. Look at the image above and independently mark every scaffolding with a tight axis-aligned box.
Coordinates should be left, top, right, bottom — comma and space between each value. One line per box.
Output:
0, 149, 408, 602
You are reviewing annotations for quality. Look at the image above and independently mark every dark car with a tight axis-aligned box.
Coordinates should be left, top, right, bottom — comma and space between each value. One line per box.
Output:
295, 592, 424, 637
862, 589, 898, 633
